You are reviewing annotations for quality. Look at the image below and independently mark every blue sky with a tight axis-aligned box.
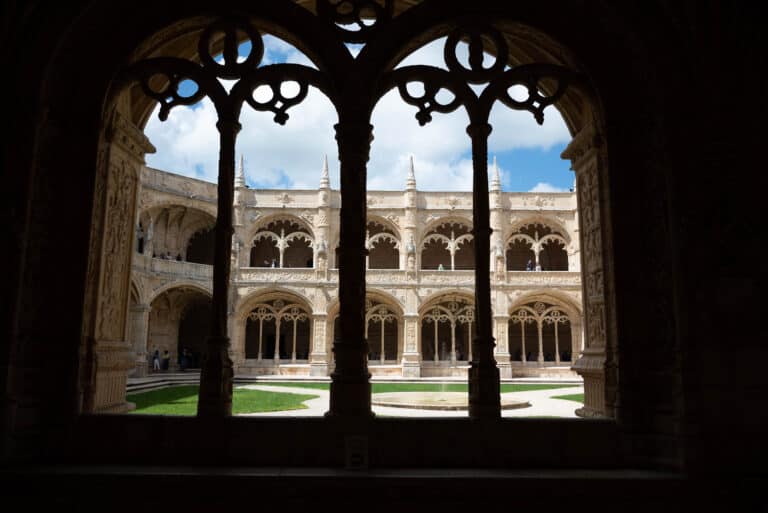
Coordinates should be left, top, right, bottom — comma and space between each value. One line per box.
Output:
145, 35, 574, 192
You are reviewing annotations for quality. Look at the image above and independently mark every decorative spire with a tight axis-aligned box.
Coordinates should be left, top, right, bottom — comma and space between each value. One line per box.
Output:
320, 154, 330, 189
406, 155, 416, 190
235, 154, 246, 188
490, 155, 501, 192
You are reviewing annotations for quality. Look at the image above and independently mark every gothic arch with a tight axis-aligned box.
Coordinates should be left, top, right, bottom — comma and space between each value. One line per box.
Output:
236, 288, 314, 321
330, 289, 404, 363
244, 213, 316, 244
419, 218, 474, 271
418, 215, 473, 243
510, 290, 582, 321
367, 214, 402, 241
247, 216, 315, 268
139, 204, 216, 259
148, 281, 212, 305
418, 288, 476, 312
418, 292, 476, 363
508, 295, 579, 364
507, 216, 572, 246
366, 218, 401, 270
506, 221, 570, 271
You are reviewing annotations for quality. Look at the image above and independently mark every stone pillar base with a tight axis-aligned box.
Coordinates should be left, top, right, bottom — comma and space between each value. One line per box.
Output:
401, 362, 421, 378
310, 361, 329, 376
132, 359, 148, 377
571, 347, 606, 417
400, 352, 421, 378
496, 353, 512, 379
92, 340, 135, 412
468, 361, 501, 419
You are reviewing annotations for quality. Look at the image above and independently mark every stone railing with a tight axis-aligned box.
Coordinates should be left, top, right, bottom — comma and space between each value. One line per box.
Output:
236, 268, 316, 283
505, 271, 581, 287
233, 267, 579, 288
132, 253, 213, 280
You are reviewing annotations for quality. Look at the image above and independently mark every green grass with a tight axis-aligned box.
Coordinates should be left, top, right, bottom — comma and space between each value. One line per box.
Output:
253, 382, 579, 393
551, 393, 584, 403
127, 385, 318, 415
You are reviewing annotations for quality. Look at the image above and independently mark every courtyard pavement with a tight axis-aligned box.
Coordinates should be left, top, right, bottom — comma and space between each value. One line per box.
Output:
236, 383, 583, 418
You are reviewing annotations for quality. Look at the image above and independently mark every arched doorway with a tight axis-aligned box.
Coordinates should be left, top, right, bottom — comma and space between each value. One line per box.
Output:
148, 287, 212, 372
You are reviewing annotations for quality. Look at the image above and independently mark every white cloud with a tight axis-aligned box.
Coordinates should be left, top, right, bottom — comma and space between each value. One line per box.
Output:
145, 35, 571, 192
529, 182, 567, 193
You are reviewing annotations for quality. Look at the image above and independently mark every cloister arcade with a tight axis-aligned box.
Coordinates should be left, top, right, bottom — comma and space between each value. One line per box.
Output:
129, 165, 583, 378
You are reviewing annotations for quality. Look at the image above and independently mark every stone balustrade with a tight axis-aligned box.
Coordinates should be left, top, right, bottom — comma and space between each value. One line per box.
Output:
232, 267, 580, 288
132, 253, 213, 280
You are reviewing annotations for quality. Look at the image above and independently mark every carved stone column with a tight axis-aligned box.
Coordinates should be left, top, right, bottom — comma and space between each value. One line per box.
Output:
400, 314, 421, 377
570, 318, 584, 365
310, 314, 329, 376
81, 110, 155, 413
402, 156, 418, 275
316, 159, 331, 281
129, 303, 150, 377
562, 123, 618, 418
494, 315, 512, 378
326, 121, 373, 417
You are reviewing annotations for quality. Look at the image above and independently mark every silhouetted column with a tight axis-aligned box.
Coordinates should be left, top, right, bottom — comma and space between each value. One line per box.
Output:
327, 121, 373, 417
466, 122, 501, 419
197, 119, 239, 418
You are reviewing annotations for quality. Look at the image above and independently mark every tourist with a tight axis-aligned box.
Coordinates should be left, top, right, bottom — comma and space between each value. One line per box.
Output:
526, 259, 533, 271
438, 263, 444, 271
152, 349, 160, 371
179, 348, 188, 372
161, 349, 170, 371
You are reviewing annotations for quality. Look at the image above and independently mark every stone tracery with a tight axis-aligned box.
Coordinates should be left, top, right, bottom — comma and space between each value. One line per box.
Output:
110, 5, 610, 419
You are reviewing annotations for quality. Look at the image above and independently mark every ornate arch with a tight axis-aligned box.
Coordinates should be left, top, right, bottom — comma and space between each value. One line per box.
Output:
507, 216, 572, 245
148, 281, 212, 305
236, 287, 314, 321
509, 290, 582, 321
245, 213, 316, 244
418, 292, 475, 363
367, 214, 402, 241
418, 215, 473, 245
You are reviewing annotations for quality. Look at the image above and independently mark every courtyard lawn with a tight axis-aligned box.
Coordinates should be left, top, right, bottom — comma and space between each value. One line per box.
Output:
551, 393, 584, 403
253, 381, 580, 393
127, 385, 318, 415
